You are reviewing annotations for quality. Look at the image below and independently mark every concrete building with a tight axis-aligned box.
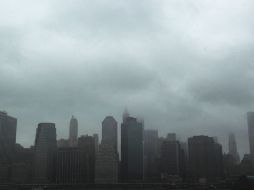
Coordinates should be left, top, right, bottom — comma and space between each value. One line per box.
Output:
33, 123, 57, 183
102, 116, 117, 153
78, 135, 96, 183
188, 136, 223, 183
121, 114, 143, 182
247, 112, 254, 154
95, 143, 118, 183
144, 129, 159, 182
0, 111, 17, 183
69, 116, 78, 147
228, 133, 240, 164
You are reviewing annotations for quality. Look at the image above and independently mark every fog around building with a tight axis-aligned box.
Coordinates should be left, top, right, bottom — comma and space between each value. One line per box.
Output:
0, 0, 254, 157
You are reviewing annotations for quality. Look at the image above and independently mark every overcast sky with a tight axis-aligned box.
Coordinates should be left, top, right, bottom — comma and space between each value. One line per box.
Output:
1, 0, 254, 157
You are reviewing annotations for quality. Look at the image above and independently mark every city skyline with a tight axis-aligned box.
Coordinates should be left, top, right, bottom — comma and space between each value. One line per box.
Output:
1, 0, 254, 161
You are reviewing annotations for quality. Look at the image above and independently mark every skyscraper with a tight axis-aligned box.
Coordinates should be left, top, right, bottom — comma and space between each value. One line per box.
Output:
247, 112, 254, 154
121, 114, 143, 182
102, 116, 117, 152
228, 133, 240, 164
95, 116, 119, 183
33, 123, 57, 183
0, 111, 17, 182
144, 129, 159, 182
95, 143, 118, 183
78, 135, 96, 183
188, 136, 223, 183
69, 116, 78, 147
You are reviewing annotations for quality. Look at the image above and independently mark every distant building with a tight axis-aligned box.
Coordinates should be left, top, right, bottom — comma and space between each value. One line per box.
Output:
95, 143, 118, 183
78, 135, 95, 183
102, 116, 117, 153
188, 136, 223, 183
69, 116, 78, 147
95, 116, 119, 183
160, 140, 181, 177
247, 112, 254, 154
240, 154, 254, 175
11, 144, 33, 183
33, 123, 57, 183
93, 133, 99, 154
57, 138, 69, 148
166, 133, 176, 141
56, 147, 81, 184
228, 133, 240, 164
0, 111, 17, 183
121, 113, 143, 182
144, 129, 160, 182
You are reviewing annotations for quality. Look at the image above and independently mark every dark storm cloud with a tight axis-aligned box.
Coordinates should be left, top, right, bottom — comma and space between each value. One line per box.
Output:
0, 0, 254, 156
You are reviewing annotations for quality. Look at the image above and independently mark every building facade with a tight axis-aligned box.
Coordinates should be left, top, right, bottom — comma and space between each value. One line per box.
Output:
121, 115, 143, 182
0, 111, 17, 183
247, 112, 254, 155
188, 136, 223, 183
33, 123, 57, 183
228, 133, 240, 164
102, 116, 117, 152
69, 116, 78, 147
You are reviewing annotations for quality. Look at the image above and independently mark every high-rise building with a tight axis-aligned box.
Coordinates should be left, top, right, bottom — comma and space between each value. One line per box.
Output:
228, 133, 240, 164
102, 116, 117, 152
56, 147, 81, 184
95, 143, 118, 183
121, 115, 143, 182
160, 140, 181, 176
33, 123, 57, 183
93, 133, 99, 154
247, 112, 254, 154
69, 116, 78, 147
188, 136, 223, 183
95, 116, 119, 183
78, 135, 95, 183
144, 129, 159, 182
0, 111, 17, 182
166, 133, 176, 141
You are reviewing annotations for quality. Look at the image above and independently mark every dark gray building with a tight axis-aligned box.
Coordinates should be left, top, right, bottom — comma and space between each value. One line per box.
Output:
188, 136, 223, 183
78, 135, 96, 183
247, 112, 254, 155
0, 111, 17, 183
228, 133, 240, 164
144, 129, 159, 182
33, 123, 57, 183
121, 114, 143, 182
102, 116, 117, 153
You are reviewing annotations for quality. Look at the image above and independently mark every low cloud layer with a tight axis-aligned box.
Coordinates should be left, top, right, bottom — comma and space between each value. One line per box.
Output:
0, 0, 254, 157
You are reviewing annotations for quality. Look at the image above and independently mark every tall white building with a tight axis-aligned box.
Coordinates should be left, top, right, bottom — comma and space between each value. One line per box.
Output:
69, 116, 78, 147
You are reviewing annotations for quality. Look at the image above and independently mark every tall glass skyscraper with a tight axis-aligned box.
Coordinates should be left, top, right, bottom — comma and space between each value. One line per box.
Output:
102, 116, 117, 152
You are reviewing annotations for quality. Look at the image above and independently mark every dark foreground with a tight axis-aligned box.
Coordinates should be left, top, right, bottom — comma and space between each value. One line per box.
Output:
0, 183, 235, 190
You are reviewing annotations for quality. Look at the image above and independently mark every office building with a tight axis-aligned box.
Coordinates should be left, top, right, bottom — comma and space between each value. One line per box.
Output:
0, 111, 17, 182
247, 112, 254, 154
69, 116, 78, 147
33, 123, 57, 183
188, 136, 223, 183
78, 135, 96, 183
121, 115, 143, 182
228, 133, 240, 164
102, 116, 117, 152
144, 129, 159, 182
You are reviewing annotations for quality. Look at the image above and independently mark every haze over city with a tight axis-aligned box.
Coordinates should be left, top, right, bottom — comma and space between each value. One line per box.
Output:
1, 0, 254, 158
